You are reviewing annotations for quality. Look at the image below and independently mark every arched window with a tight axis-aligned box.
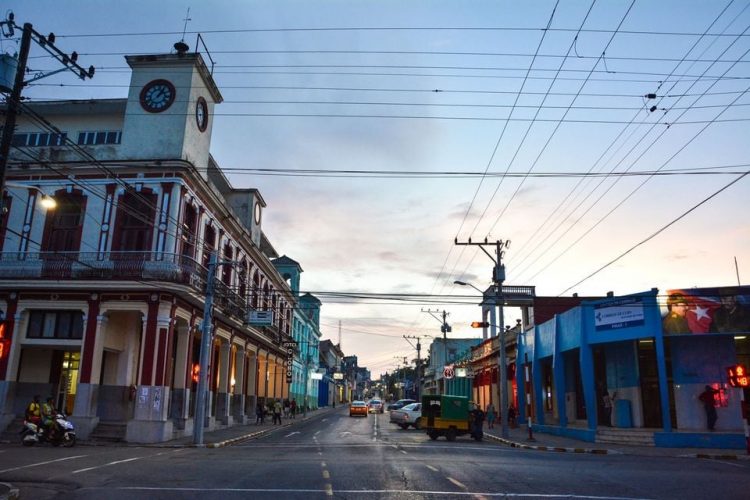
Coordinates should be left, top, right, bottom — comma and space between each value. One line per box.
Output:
180, 203, 198, 259
221, 242, 233, 285
42, 190, 86, 253
112, 190, 157, 253
202, 224, 216, 268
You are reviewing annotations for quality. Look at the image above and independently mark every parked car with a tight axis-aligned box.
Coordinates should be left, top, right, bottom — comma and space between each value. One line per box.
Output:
368, 399, 384, 413
349, 401, 368, 417
387, 399, 416, 411
389, 402, 422, 429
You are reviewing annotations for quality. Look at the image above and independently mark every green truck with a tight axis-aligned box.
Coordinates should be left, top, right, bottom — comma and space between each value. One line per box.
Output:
421, 394, 483, 441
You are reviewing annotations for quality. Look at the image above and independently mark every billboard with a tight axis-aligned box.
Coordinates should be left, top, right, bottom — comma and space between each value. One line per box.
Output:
661, 286, 750, 335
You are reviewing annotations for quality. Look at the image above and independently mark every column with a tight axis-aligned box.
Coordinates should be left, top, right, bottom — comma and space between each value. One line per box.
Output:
233, 345, 245, 422
217, 339, 231, 425
171, 322, 190, 426
72, 295, 105, 439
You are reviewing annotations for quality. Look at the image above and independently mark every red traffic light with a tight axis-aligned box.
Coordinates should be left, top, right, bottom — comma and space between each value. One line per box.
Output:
470, 321, 489, 328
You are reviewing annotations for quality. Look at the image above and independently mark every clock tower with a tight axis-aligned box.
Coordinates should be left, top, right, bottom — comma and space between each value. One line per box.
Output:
120, 50, 223, 176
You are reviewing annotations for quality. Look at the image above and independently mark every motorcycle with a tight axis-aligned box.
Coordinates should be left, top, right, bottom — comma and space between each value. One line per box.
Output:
21, 413, 76, 447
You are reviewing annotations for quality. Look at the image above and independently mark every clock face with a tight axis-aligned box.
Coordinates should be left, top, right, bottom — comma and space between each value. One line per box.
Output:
254, 201, 262, 225
139, 79, 176, 113
196, 96, 208, 132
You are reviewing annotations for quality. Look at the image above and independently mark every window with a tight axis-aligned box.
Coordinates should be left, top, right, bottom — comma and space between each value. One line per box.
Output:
11, 132, 67, 147
42, 192, 86, 253
112, 191, 157, 252
77, 131, 121, 145
180, 203, 198, 259
27, 310, 84, 339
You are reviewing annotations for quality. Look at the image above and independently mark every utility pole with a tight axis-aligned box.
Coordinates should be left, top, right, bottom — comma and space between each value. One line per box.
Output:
0, 14, 95, 200
194, 253, 236, 445
404, 335, 426, 399
455, 237, 511, 439
422, 309, 451, 393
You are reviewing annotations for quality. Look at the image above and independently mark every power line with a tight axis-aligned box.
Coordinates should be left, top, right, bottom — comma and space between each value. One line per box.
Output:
559, 171, 750, 295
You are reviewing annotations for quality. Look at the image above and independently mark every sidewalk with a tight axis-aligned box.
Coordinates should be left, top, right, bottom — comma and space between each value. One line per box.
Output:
483, 425, 750, 460
169, 406, 338, 448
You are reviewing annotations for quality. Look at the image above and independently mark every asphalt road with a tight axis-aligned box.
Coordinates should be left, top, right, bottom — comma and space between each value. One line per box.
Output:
1, 407, 749, 499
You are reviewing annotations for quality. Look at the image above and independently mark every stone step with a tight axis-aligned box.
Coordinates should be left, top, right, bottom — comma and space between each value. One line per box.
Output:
87, 421, 127, 442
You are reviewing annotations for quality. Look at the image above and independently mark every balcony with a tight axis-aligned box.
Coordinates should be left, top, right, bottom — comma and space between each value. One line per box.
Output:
0, 251, 207, 286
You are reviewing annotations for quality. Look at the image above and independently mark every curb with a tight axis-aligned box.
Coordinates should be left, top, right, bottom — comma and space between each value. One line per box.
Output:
485, 433, 613, 455
199, 410, 331, 449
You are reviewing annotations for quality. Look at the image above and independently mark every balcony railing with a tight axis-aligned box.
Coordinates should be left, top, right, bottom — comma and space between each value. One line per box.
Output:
0, 250, 262, 328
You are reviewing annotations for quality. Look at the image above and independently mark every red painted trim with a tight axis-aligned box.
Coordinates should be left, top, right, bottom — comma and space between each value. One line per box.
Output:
79, 297, 101, 383
154, 327, 169, 386
140, 300, 159, 385
0, 296, 19, 380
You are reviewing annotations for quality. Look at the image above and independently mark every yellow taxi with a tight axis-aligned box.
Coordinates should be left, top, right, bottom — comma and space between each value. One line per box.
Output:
349, 400, 368, 417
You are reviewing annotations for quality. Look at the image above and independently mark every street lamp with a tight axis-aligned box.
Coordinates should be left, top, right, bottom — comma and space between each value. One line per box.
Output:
453, 280, 483, 294
4, 182, 56, 209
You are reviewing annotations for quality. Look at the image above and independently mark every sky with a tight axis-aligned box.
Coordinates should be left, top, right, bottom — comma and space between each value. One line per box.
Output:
3, 1, 749, 375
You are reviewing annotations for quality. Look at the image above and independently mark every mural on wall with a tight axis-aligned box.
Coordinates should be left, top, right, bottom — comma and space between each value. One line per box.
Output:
661, 286, 750, 335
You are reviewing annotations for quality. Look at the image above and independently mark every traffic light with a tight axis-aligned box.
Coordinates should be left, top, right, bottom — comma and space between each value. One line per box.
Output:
0, 321, 8, 360
471, 322, 489, 328
727, 364, 749, 388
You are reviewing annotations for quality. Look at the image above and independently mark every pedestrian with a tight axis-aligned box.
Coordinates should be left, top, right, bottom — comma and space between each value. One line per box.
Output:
283, 399, 290, 419
508, 405, 517, 428
698, 385, 719, 430
290, 399, 297, 419
485, 404, 496, 429
273, 400, 283, 425
255, 402, 264, 425
602, 391, 614, 427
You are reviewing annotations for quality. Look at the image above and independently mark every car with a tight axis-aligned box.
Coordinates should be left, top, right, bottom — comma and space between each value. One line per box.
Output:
389, 402, 422, 429
387, 399, 416, 411
349, 400, 368, 417
367, 399, 384, 413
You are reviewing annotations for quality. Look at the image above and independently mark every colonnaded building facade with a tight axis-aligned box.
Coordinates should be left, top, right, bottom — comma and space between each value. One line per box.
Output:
0, 48, 307, 442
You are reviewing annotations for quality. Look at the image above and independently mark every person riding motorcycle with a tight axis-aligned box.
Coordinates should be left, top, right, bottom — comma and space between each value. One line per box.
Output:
25, 395, 42, 425
41, 397, 58, 438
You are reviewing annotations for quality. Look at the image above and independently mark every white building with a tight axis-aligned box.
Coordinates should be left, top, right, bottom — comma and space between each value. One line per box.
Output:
0, 49, 296, 442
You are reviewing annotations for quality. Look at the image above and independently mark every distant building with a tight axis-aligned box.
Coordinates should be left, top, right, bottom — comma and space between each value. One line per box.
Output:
422, 338, 482, 396
318, 339, 343, 407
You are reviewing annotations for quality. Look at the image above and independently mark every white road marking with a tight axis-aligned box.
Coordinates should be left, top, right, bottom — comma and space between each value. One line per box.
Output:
713, 460, 745, 468
322, 470, 330, 479
448, 477, 467, 489
314, 430, 321, 436
324, 484, 334, 496
73, 456, 142, 474
400, 450, 408, 455
71, 448, 183, 475
100, 487, 653, 498
322, 418, 328, 422
426, 464, 439, 472
321, 461, 326, 467
0, 455, 87, 474
284, 431, 301, 438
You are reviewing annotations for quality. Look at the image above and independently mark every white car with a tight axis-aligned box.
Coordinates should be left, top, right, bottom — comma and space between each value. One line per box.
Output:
389, 402, 422, 429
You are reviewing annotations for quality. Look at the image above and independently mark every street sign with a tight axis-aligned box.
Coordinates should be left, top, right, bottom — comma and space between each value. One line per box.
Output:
283, 341, 297, 383
443, 366, 455, 379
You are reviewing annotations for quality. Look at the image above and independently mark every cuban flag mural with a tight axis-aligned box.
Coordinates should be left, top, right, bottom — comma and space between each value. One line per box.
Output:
661, 286, 750, 335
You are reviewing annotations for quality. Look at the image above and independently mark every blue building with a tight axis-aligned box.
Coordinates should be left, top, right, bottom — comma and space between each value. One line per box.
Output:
272, 256, 321, 411
516, 287, 750, 449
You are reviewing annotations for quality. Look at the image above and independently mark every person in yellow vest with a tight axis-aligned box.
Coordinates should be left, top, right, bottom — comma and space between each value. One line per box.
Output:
25, 395, 41, 425
41, 396, 58, 438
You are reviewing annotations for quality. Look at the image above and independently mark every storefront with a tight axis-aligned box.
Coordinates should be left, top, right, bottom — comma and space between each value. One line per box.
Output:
516, 287, 750, 449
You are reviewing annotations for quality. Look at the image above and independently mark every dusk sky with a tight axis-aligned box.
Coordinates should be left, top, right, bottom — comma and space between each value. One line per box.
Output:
4, 1, 749, 375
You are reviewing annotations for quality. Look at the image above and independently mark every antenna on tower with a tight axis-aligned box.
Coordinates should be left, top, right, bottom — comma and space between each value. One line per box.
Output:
174, 7, 191, 54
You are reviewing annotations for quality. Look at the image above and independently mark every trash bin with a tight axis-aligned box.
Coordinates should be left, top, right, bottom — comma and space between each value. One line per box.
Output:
614, 399, 632, 428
